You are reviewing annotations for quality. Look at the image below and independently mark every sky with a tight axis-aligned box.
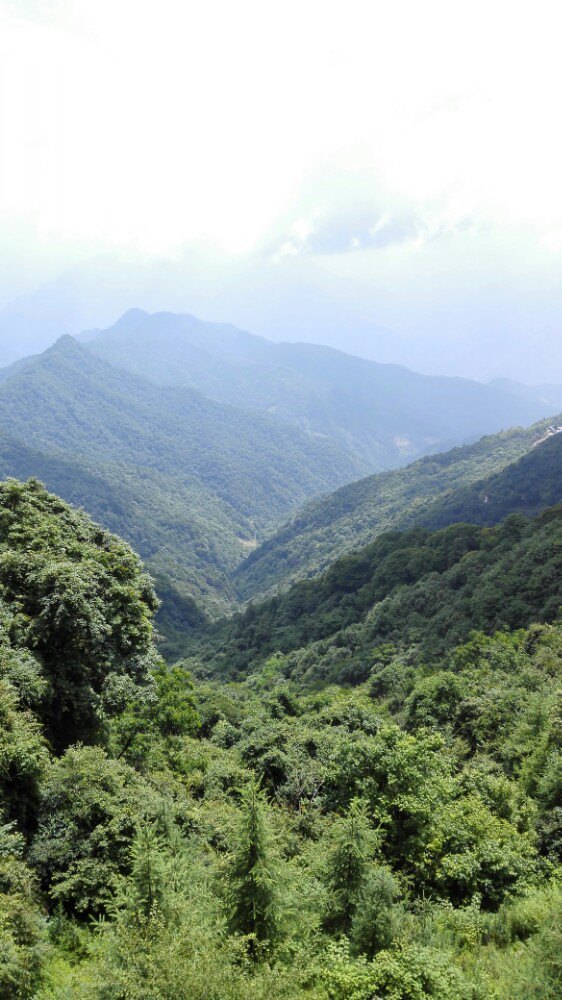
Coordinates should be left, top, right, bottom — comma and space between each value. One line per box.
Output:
1, 0, 562, 381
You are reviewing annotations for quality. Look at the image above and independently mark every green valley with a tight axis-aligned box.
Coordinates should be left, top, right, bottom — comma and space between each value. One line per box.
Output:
0, 335, 363, 649
235, 418, 562, 600
0, 330, 557, 657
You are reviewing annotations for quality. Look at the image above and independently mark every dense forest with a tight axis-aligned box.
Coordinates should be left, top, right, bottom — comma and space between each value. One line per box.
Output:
0, 335, 361, 644
189, 505, 562, 683
0, 333, 557, 659
190, 431, 562, 680
1, 477, 560, 999
235, 419, 562, 601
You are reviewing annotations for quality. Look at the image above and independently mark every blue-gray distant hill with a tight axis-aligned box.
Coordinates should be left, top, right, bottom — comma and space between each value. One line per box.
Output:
86, 309, 556, 474
488, 377, 562, 412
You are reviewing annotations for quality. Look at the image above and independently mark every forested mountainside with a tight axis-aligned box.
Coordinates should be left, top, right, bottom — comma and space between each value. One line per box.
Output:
417, 430, 562, 529
0, 430, 216, 638
2, 479, 561, 999
187, 503, 562, 683
1, 335, 557, 658
235, 418, 562, 601
0, 336, 357, 512
86, 309, 555, 472
0, 335, 361, 647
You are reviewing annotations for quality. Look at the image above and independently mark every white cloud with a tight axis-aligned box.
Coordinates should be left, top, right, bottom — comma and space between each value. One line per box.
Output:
1, 0, 562, 259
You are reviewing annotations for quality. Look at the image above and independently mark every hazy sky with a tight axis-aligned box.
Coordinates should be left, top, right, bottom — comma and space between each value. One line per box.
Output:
1, 0, 562, 381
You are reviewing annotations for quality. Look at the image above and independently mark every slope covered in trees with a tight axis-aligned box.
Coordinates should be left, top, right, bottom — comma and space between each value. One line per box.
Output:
2, 330, 558, 661
0, 335, 358, 518
0, 430, 243, 637
0, 478, 159, 752
86, 309, 556, 473
418, 429, 562, 529
0, 336, 364, 649
190, 502, 562, 683
1, 479, 561, 999
235, 418, 562, 600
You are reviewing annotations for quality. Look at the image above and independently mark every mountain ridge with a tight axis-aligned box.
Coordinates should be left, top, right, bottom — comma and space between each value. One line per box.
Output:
86, 308, 556, 473
233, 416, 562, 600
188, 496, 562, 683
0, 335, 365, 650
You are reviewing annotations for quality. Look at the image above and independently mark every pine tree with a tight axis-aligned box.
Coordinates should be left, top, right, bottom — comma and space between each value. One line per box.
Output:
226, 780, 280, 960
322, 798, 373, 935
129, 823, 168, 924
351, 867, 399, 958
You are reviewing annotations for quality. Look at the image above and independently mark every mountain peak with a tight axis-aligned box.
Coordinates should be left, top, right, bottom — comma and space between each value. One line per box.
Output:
44, 334, 86, 358
112, 308, 150, 331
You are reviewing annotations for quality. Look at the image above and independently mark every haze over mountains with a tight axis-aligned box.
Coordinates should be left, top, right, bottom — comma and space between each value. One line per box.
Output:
2, 244, 562, 384
0, 308, 560, 656
85, 309, 557, 471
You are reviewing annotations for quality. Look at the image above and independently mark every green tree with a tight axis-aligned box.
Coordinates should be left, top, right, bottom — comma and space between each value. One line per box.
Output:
106, 663, 200, 766
30, 745, 160, 916
0, 479, 159, 749
322, 798, 373, 935
0, 823, 46, 999
0, 679, 48, 836
128, 823, 169, 925
424, 794, 537, 908
351, 867, 399, 959
225, 780, 280, 960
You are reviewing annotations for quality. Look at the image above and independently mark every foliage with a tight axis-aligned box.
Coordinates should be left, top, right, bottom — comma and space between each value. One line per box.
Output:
0, 478, 158, 747
225, 780, 281, 958
0, 475, 559, 998
350, 866, 400, 958
319, 938, 476, 999
0, 680, 48, 835
0, 823, 46, 999
235, 416, 561, 601
321, 798, 374, 935
192, 504, 562, 682
29, 746, 162, 916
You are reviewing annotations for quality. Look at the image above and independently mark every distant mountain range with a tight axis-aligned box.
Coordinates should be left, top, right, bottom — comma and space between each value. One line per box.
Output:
0, 310, 559, 655
84, 309, 556, 473
2, 249, 562, 382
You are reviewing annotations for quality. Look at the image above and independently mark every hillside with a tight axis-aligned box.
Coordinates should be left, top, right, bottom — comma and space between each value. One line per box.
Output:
189, 503, 562, 684
0, 337, 361, 648
0, 335, 359, 515
2, 478, 562, 1000
234, 417, 562, 600
86, 309, 556, 473
417, 428, 562, 529
0, 431, 225, 639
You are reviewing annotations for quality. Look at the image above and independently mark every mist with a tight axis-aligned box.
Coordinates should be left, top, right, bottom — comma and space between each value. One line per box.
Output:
1, 0, 561, 383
